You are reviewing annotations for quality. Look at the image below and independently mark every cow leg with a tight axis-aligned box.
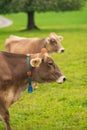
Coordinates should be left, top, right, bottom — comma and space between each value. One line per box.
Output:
0, 99, 12, 130
3, 111, 12, 130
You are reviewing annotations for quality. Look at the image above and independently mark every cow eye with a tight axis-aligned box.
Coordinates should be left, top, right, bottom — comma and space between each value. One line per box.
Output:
51, 39, 55, 42
48, 61, 53, 66
50, 39, 57, 44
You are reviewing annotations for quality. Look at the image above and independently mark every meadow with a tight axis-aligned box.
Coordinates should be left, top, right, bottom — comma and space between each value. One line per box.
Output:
0, 2, 87, 130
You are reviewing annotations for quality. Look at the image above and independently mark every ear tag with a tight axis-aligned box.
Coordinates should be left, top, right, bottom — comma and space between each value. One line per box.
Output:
28, 85, 33, 93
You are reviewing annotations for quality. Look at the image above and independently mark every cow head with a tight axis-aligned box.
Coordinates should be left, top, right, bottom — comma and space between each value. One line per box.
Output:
29, 48, 66, 84
45, 32, 64, 53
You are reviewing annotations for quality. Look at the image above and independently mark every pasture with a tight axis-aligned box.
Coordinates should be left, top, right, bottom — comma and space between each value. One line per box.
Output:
0, 2, 87, 130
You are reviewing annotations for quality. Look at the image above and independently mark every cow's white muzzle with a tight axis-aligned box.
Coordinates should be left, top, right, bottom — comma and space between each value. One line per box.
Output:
56, 76, 66, 83
58, 48, 65, 53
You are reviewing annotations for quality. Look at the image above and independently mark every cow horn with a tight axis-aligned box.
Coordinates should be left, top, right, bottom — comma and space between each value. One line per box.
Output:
41, 48, 47, 54
30, 58, 41, 67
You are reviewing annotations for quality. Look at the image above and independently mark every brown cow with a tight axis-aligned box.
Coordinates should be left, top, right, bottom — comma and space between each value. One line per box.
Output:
5, 32, 64, 54
5, 33, 64, 89
0, 49, 66, 130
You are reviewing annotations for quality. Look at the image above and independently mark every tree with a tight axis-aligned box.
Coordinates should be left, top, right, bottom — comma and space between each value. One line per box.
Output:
0, 0, 84, 30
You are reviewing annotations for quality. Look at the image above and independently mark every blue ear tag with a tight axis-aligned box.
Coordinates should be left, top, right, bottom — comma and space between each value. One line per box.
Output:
28, 86, 33, 93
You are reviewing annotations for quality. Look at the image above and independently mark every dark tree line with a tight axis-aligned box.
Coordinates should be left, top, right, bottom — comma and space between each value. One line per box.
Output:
0, 0, 84, 30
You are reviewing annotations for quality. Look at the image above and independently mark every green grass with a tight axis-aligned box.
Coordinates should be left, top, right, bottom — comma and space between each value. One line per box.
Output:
0, 2, 87, 130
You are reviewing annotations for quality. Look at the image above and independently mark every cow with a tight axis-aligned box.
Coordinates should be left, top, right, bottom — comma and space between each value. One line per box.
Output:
5, 33, 65, 89
5, 32, 64, 54
0, 48, 66, 130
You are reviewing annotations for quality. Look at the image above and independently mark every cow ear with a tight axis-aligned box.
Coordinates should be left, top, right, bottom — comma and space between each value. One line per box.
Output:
58, 36, 63, 41
30, 58, 41, 67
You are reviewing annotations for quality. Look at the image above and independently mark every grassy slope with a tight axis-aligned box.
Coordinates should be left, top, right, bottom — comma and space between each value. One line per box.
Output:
0, 2, 87, 130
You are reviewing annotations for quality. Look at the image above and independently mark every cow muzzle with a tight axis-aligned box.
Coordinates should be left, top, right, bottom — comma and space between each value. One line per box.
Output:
56, 76, 66, 84
58, 47, 65, 53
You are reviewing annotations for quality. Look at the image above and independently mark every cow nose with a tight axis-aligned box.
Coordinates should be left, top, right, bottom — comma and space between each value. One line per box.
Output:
56, 76, 66, 84
61, 49, 64, 52
58, 48, 65, 53
63, 77, 66, 82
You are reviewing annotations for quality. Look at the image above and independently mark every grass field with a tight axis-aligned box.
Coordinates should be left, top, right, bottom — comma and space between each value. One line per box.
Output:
0, 2, 87, 130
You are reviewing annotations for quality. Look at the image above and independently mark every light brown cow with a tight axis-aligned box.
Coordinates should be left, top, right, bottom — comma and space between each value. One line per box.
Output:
5, 32, 64, 54
0, 49, 66, 130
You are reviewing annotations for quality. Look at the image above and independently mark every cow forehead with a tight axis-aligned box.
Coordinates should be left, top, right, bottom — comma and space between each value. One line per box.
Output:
31, 52, 52, 62
43, 56, 54, 63
49, 32, 57, 39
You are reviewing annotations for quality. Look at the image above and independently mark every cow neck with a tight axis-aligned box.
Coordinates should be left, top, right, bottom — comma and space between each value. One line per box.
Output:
43, 38, 47, 48
26, 54, 33, 93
